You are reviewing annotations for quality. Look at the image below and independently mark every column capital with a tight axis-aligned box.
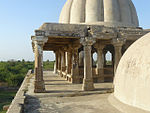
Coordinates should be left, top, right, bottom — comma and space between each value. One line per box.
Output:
112, 38, 126, 47
32, 36, 48, 45
32, 36, 48, 54
80, 37, 96, 46
94, 43, 105, 50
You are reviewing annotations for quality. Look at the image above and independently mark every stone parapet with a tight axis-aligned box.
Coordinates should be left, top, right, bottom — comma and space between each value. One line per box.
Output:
6, 70, 33, 113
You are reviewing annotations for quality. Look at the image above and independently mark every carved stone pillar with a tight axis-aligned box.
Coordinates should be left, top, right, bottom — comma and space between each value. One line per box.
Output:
32, 36, 48, 93
112, 38, 125, 73
80, 37, 96, 91
71, 48, 80, 83
95, 44, 105, 82
56, 52, 59, 71
58, 51, 62, 75
79, 51, 84, 67
53, 51, 57, 74
53, 61, 56, 74
61, 51, 66, 72
67, 51, 72, 74
103, 50, 107, 67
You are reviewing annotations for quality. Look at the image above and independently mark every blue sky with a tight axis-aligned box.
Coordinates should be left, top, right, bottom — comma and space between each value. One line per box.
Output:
0, 0, 150, 61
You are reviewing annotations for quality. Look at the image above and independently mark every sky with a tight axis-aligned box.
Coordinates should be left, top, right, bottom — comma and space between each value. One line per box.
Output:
0, 0, 150, 61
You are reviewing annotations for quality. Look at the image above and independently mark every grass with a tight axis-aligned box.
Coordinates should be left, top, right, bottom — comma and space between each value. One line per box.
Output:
0, 90, 16, 113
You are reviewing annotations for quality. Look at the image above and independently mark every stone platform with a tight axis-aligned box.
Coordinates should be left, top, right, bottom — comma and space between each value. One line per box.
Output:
24, 71, 121, 113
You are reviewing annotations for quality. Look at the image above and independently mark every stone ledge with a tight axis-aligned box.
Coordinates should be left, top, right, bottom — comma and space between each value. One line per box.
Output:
6, 70, 33, 113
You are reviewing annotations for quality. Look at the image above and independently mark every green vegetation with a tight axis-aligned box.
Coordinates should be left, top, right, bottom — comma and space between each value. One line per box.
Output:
0, 60, 54, 112
43, 60, 54, 70
106, 61, 112, 66
0, 60, 34, 87
0, 60, 54, 87
0, 90, 16, 113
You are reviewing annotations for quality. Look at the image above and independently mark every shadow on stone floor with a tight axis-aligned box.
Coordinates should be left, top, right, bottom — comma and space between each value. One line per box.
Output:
44, 83, 74, 85
94, 88, 112, 91
44, 90, 78, 93
44, 80, 66, 82
24, 95, 41, 113
43, 88, 112, 94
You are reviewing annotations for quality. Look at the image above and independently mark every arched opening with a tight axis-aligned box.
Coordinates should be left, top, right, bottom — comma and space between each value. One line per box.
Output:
105, 51, 112, 66
93, 52, 97, 67
103, 45, 114, 67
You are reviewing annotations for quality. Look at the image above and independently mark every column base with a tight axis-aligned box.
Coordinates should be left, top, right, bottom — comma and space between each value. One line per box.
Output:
82, 78, 94, 91
97, 77, 104, 83
60, 71, 63, 77
62, 67, 66, 72
58, 70, 63, 77
53, 70, 57, 74
34, 80, 45, 93
71, 76, 80, 84
97, 68, 104, 82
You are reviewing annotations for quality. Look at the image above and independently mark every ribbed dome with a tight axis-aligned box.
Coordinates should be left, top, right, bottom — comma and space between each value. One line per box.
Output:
59, 0, 139, 27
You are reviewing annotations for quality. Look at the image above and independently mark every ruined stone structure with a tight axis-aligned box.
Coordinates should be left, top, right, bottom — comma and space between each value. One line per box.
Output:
31, 0, 147, 92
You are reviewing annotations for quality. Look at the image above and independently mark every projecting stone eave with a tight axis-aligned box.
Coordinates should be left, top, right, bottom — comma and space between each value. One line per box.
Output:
32, 23, 148, 51
36, 23, 146, 38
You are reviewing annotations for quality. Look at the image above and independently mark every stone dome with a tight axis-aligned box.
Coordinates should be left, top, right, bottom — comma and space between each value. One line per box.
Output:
59, 0, 139, 27
114, 32, 150, 111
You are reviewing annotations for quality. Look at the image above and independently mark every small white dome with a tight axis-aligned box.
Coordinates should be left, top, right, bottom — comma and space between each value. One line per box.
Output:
114, 32, 150, 111
59, 0, 139, 27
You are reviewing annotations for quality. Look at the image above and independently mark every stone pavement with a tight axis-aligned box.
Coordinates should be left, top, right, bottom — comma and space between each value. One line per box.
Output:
24, 71, 121, 113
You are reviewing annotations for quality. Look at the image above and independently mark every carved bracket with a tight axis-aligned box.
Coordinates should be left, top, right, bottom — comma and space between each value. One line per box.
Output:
112, 38, 126, 47
80, 37, 96, 46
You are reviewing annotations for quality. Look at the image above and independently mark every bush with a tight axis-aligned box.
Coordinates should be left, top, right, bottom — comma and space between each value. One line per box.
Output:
0, 61, 34, 87
0, 60, 54, 87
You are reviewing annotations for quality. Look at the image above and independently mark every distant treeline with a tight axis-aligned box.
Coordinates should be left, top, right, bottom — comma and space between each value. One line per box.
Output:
0, 60, 54, 87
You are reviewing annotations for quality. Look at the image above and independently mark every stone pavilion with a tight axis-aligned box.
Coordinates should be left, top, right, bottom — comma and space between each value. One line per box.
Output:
31, 0, 148, 93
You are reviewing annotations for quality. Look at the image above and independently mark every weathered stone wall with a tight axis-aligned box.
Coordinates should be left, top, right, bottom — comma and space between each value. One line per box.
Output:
114, 32, 150, 111
6, 70, 32, 113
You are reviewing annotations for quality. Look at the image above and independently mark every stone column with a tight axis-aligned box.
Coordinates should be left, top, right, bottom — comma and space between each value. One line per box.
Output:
53, 51, 58, 74
32, 36, 48, 93
96, 45, 105, 82
66, 51, 72, 74
79, 51, 84, 67
103, 50, 107, 67
60, 51, 66, 77
61, 51, 66, 72
58, 51, 62, 75
71, 48, 80, 83
56, 52, 59, 71
80, 37, 96, 91
53, 61, 56, 74
112, 38, 125, 73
